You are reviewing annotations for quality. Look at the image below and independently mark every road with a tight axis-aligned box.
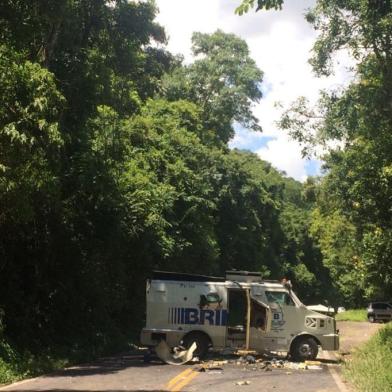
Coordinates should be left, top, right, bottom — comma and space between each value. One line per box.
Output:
0, 321, 382, 392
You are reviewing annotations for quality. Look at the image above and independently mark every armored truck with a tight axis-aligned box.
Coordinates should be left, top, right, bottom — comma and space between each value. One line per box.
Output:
140, 271, 339, 361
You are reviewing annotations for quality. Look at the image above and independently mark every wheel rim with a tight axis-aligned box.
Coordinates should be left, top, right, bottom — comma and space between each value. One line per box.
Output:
299, 343, 312, 356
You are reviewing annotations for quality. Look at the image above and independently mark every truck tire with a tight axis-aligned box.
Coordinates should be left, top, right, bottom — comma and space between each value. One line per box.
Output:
290, 336, 318, 362
182, 332, 210, 359
368, 315, 375, 323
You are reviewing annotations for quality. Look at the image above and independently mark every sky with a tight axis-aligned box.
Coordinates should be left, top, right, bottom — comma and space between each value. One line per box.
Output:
154, 0, 352, 181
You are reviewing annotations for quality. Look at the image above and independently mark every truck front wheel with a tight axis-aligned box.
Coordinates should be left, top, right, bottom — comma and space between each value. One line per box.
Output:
290, 336, 319, 362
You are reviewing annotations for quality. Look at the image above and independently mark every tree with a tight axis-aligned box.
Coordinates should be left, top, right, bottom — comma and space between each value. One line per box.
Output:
279, 1, 392, 302
0, 0, 173, 351
163, 30, 263, 145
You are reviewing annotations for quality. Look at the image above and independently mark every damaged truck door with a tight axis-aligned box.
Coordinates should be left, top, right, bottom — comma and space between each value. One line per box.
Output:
226, 287, 271, 351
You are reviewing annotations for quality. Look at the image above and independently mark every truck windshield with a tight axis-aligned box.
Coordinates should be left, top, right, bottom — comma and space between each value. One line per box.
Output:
265, 291, 295, 306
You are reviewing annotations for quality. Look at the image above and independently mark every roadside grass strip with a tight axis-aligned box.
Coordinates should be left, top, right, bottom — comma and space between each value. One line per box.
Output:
166, 367, 199, 392
335, 309, 367, 322
344, 322, 392, 392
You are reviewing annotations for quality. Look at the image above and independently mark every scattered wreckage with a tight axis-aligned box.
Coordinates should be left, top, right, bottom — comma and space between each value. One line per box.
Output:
141, 270, 339, 365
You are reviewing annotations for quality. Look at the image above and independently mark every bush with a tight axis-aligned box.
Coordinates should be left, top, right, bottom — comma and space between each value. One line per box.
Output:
0, 333, 131, 385
0, 340, 19, 385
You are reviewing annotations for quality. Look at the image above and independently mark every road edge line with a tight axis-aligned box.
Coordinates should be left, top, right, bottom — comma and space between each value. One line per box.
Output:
324, 351, 349, 392
0, 376, 42, 391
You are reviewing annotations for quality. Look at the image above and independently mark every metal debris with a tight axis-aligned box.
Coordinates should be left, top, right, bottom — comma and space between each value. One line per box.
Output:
244, 355, 256, 364
155, 340, 197, 365
199, 360, 227, 373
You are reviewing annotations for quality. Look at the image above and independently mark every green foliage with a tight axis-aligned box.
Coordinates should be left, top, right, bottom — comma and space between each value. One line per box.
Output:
344, 323, 392, 391
362, 229, 392, 299
277, 0, 392, 306
306, 0, 392, 77
235, 0, 284, 15
310, 208, 365, 306
335, 309, 367, 322
0, 338, 27, 384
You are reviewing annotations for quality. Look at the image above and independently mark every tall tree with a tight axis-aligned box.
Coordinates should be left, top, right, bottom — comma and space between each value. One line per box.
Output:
163, 30, 263, 145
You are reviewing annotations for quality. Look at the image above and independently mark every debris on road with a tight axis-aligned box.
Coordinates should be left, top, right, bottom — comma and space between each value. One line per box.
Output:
199, 366, 224, 374
244, 355, 256, 364
199, 360, 227, 373
155, 341, 330, 371
283, 360, 322, 370
236, 350, 258, 356
155, 340, 197, 365
304, 360, 322, 370
307, 365, 323, 370
283, 362, 307, 370
195, 352, 330, 374
236, 380, 251, 386
304, 360, 322, 366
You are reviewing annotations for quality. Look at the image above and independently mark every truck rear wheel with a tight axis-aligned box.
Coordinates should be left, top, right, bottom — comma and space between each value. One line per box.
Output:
290, 336, 318, 362
182, 332, 210, 359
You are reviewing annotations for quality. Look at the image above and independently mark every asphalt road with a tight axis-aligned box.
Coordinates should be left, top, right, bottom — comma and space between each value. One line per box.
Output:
0, 321, 382, 392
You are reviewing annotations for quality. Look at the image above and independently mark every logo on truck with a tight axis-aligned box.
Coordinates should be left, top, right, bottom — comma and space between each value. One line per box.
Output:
168, 307, 228, 326
271, 309, 286, 329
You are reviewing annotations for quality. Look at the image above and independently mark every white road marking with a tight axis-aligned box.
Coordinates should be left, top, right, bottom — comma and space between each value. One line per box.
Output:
323, 351, 349, 392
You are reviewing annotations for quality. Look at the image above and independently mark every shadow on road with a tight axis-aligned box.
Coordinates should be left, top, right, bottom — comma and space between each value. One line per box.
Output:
43, 354, 164, 378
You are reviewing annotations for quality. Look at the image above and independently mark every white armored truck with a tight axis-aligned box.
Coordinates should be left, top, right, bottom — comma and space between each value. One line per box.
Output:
140, 271, 339, 361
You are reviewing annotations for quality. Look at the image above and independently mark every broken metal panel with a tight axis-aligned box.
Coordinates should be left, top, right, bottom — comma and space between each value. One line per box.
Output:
155, 340, 197, 365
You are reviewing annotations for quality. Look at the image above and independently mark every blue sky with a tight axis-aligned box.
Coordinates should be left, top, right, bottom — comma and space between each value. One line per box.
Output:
228, 126, 275, 152
155, 0, 352, 181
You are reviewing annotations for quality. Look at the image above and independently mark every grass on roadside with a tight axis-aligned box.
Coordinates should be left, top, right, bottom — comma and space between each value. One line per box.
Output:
344, 322, 392, 392
335, 309, 367, 322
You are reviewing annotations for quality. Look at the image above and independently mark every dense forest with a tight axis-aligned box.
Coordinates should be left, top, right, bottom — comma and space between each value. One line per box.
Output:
0, 0, 391, 380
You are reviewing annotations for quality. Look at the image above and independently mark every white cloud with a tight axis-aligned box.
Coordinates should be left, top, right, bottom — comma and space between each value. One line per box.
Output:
256, 134, 307, 180
155, 0, 354, 181
155, 0, 221, 62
